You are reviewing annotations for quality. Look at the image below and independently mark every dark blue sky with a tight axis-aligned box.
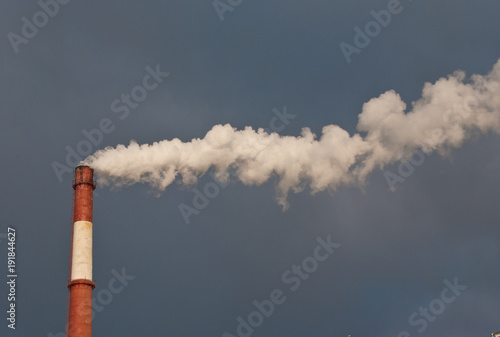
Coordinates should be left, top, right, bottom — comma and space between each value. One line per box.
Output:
1, 1, 500, 336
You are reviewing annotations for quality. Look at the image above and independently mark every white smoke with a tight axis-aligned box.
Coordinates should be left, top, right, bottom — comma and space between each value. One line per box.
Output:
84, 59, 500, 209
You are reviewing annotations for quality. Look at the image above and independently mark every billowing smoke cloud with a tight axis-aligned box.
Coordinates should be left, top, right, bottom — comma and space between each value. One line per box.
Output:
83, 59, 500, 209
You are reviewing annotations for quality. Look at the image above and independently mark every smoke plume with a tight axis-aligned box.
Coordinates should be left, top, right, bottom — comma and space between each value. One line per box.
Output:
83, 59, 500, 209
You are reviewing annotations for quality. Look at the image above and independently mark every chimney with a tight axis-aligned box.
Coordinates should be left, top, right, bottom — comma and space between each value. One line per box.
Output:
67, 165, 96, 337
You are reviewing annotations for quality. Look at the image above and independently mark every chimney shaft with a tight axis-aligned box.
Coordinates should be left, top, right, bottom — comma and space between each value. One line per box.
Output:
67, 166, 96, 337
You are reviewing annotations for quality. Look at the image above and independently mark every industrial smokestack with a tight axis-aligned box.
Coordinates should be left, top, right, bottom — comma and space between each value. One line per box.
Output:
67, 165, 96, 337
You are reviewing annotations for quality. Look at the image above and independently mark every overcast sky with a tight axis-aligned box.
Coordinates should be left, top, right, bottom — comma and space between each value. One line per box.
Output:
1, 1, 500, 337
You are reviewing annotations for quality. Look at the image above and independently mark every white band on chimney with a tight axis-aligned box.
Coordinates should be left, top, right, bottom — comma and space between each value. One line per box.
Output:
71, 221, 93, 281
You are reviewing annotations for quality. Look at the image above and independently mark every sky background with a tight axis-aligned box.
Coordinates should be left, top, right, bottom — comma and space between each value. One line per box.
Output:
1, 0, 500, 336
